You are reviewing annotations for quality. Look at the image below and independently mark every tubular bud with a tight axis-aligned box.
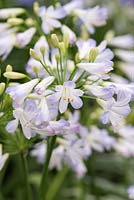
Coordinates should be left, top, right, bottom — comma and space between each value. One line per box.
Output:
51, 34, 59, 47
3, 72, 26, 79
6, 65, 13, 72
30, 49, 41, 62
0, 83, 5, 95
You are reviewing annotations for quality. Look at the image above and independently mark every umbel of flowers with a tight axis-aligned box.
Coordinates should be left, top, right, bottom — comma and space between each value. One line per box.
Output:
0, 0, 134, 199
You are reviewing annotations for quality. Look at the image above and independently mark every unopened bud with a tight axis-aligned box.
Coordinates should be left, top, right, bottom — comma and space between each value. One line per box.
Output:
89, 47, 99, 62
33, 66, 39, 76
7, 18, 24, 25
51, 34, 59, 47
30, 49, 41, 62
105, 30, 115, 43
6, 65, 13, 72
33, 2, 39, 15
25, 18, 34, 27
55, 53, 60, 62
3, 72, 26, 79
59, 42, 65, 55
40, 46, 46, 57
0, 83, 5, 95
75, 53, 80, 63
63, 32, 69, 49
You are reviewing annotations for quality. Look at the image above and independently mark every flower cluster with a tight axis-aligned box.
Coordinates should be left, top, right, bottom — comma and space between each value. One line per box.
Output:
0, 1, 134, 199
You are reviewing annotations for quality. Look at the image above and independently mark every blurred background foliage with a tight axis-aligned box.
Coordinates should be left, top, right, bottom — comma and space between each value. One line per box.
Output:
0, 0, 134, 200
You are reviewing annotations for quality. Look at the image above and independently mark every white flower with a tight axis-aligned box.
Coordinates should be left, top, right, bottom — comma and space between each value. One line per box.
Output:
0, 27, 16, 60
118, 62, 134, 81
61, 25, 76, 44
108, 34, 134, 49
78, 60, 113, 79
16, 27, 36, 48
6, 107, 36, 139
0, 8, 25, 19
77, 40, 113, 79
49, 81, 84, 113
38, 6, 66, 34
114, 126, 134, 157
31, 142, 47, 164
84, 84, 115, 100
128, 186, 134, 200
63, 0, 83, 14
75, 6, 107, 34
0, 144, 9, 171
98, 91, 131, 130
80, 126, 115, 157
115, 50, 134, 63
6, 79, 39, 107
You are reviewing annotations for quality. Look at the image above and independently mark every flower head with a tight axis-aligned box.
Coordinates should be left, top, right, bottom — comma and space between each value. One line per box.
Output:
49, 81, 84, 113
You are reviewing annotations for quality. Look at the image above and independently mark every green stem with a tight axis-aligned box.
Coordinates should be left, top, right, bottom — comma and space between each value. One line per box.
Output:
46, 165, 68, 200
20, 153, 32, 200
59, 50, 63, 83
69, 67, 78, 81
76, 71, 86, 83
82, 95, 96, 100
39, 136, 56, 200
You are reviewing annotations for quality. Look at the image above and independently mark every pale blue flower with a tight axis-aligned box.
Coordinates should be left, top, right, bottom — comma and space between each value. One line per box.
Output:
38, 6, 66, 34
49, 81, 84, 113
16, 27, 36, 48
98, 91, 131, 130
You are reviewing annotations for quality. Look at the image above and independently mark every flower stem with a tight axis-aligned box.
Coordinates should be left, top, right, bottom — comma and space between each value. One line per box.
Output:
20, 153, 32, 200
39, 136, 56, 200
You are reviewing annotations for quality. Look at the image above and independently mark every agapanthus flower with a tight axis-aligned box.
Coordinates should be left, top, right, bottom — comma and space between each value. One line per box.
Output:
118, 62, 134, 81
6, 79, 39, 107
77, 40, 113, 79
0, 8, 25, 19
108, 34, 134, 49
63, 0, 83, 14
114, 126, 134, 157
61, 25, 76, 44
16, 27, 36, 48
75, 6, 108, 34
80, 126, 115, 157
38, 5, 66, 34
97, 90, 131, 130
0, 144, 9, 171
49, 81, 84, 113
115, 50, 134, 63
84, 84, 115, 100
128, 186, 134, 200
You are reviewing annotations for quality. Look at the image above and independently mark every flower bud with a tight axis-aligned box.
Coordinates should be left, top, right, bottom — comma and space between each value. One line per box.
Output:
25, 18, 34, 27
0, 83, 5, 95
40, 46, 46, 57
6, 65, 13, 72
30, 49, 41, 62
51, 34, 59, 47
3, 72, 26, 79
105, 30, 115, 43
89, 47, 99, 62
33, 2, 39, 15
55, 53, 60, 62
7, 18, 24, 25
63, 32, 69, 49
59, 42, 65, 55
33, 66, 39, 76
75, 53, 80, 63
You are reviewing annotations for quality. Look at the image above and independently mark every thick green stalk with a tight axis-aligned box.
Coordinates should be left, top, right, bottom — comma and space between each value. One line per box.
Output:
39, 136, 56, 200
46, 165, 68, 200
20, 153, 32, 200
